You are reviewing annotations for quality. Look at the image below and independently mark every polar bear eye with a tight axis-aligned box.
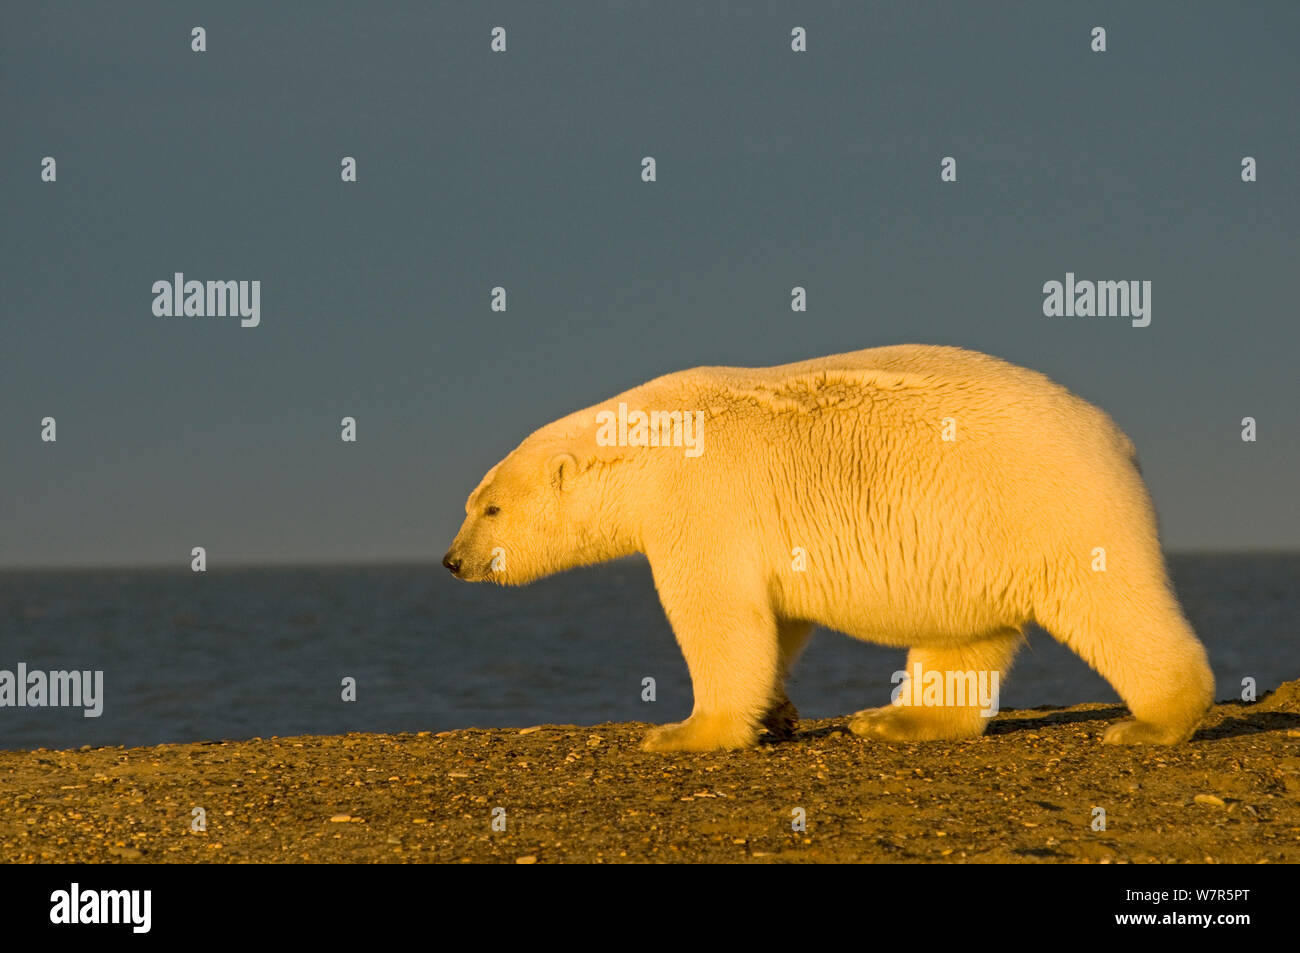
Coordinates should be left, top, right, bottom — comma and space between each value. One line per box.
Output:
484, 505, 500, 517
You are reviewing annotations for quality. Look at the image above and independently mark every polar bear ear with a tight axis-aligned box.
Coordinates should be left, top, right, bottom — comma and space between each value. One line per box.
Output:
547, 452, 579, 491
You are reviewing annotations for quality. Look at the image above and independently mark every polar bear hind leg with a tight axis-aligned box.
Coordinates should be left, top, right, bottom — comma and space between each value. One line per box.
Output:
1034, 565, 1214, 744
849, 629, 1023, 741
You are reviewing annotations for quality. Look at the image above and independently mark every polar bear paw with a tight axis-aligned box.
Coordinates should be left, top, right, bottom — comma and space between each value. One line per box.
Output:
1102, 717, 1195, 745
641, 714, 757, 752
848, 704, 986, 742
759, 696, 799, 741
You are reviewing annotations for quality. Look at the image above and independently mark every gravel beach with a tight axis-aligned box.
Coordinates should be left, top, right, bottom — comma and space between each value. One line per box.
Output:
3, 682, 1298, 864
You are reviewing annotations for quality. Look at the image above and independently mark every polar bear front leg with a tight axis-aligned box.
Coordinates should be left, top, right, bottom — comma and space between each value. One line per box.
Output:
758, 620, 813, 740
642, 568, 782, 752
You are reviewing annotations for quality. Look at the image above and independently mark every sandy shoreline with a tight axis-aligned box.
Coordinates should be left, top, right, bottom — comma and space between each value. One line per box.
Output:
2, 682, 1298, 863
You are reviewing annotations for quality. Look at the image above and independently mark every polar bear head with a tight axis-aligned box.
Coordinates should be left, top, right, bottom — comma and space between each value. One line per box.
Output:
443, 434, 623, 586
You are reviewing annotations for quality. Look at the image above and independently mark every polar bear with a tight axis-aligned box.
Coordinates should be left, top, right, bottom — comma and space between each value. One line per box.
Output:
443, 345, 1214, 751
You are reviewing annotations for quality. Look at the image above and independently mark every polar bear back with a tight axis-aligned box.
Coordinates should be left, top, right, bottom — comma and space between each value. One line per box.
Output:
600, 344, 1159, 641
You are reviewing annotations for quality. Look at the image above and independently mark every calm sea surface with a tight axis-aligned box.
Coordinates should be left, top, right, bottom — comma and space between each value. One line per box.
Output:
1, 555, 1296, 751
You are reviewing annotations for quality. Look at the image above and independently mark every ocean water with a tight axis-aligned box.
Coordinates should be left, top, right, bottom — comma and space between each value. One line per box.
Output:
0, 555, 1296, 751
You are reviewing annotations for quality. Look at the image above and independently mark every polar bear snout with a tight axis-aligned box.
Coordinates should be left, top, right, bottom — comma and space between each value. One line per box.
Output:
442, 533, 501, 583
444, 514, 503, 582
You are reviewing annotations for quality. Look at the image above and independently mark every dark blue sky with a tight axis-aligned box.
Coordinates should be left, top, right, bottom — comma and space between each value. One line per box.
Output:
2, 1, 1297, 567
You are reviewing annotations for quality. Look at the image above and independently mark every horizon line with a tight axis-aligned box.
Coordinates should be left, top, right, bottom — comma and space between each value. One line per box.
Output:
0, 549, 1297, 573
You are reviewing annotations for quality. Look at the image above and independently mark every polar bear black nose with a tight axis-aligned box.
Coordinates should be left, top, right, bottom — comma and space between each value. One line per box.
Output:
442, 552, 461, 575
